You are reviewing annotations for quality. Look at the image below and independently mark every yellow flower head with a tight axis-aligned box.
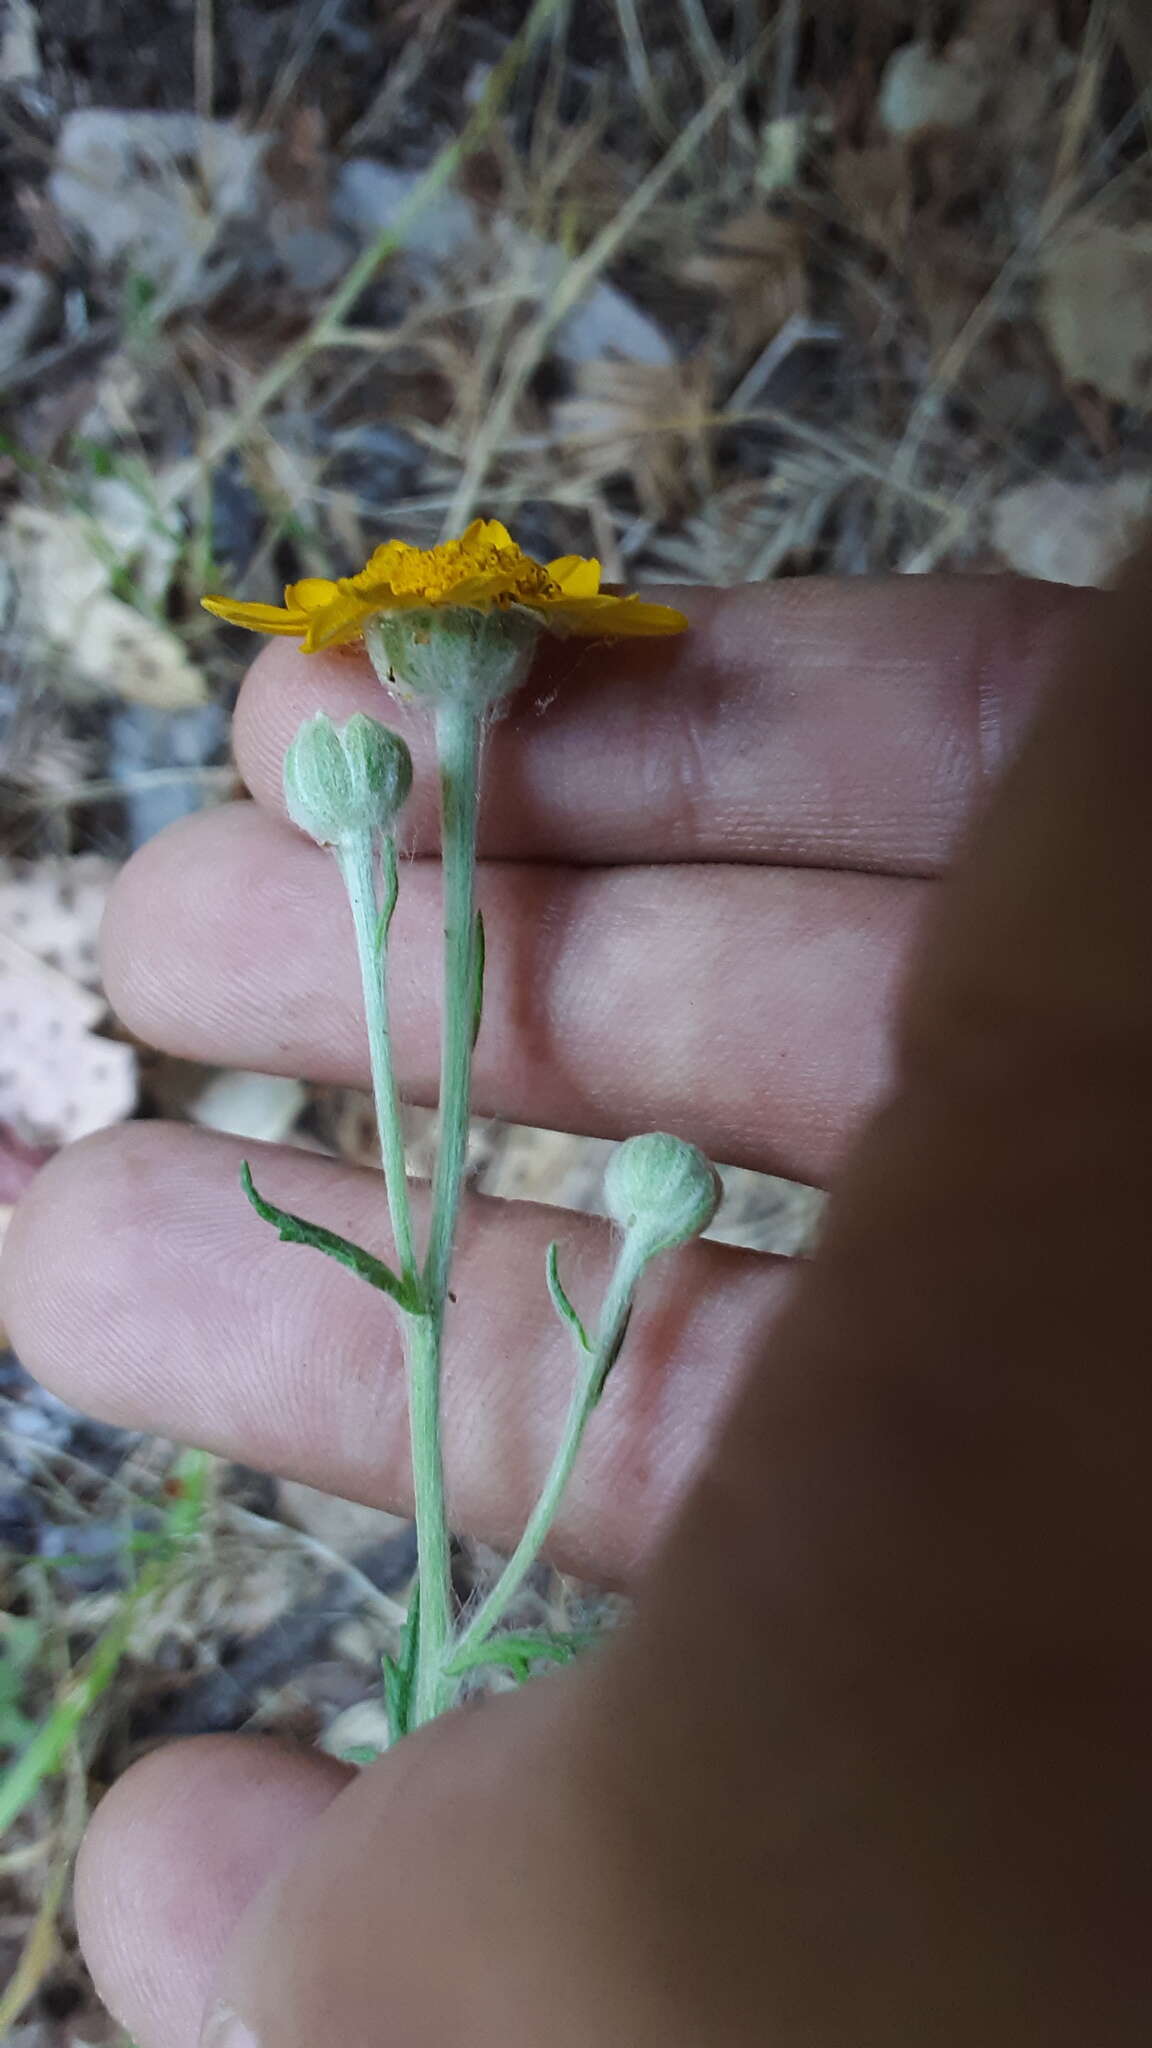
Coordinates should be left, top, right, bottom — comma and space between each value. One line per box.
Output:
202, 519, 687, 653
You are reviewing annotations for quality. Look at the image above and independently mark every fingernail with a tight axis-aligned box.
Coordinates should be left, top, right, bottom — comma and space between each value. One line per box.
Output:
200, 2003, 259, 2048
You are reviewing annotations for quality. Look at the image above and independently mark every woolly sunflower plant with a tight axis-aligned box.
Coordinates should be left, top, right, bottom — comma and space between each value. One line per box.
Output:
204, 522, 719, 1735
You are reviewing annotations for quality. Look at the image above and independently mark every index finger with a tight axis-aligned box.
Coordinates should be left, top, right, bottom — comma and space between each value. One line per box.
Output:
232, 575, 1093, 875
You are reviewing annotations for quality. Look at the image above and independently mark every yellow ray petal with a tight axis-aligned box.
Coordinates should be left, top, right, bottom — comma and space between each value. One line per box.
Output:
201, 595, 309, 635
201, 526, 689, 653
343, 543, 410, 595
284, 577, 342, 613
537, 593, 688, 637
546, 555, 602, 597
468, 517, 516, 551
301, 591, 378, 651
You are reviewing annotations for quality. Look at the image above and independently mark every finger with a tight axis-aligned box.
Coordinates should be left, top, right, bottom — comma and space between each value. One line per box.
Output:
75, 1736, 349, 2048
233, 576, 1090, 873
0, 1120, 785, 1585
204, 1675, 637, 2048
193, 569, 1152, 2048
571, 546, 1152, 2034
102, 803, 921, 1183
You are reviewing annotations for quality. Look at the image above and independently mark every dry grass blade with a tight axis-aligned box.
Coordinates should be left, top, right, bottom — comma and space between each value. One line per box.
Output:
0, 1451, 211, 1840
0, 1849, 70, 2033
344, 0, 463, 152
554, 358, 715, 519
444, 26, 774, 534
196, 0, 567, 482
683, 207, 809, 361
611, 0, 671, 138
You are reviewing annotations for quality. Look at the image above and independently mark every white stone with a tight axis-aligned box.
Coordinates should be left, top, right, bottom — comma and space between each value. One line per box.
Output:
990, 475, 1152, 586
878, 38, 986, 137
50, 109, 267, 306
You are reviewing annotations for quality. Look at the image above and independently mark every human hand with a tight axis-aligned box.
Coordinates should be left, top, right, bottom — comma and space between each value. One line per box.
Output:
4, 563, 1147, 2045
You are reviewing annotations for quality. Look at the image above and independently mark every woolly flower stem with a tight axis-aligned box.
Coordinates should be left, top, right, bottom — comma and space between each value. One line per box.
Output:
339, 822, 454, 1727
448, 1233, 649, 1672
405, 698, 485, 1722
425, 699, 483, 1308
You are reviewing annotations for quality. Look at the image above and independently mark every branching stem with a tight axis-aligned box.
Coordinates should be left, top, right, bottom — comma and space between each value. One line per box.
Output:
448, 1234, 648, 1673
425, 699, 483, 1307
399, 698, 485, 1721
340, 826, 453, 1725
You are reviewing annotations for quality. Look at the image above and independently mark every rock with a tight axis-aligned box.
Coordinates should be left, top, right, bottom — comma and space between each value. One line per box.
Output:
878, 37, 987, 137
39, 1514, 159, 1594
333, 157, 673, 365
0, 852, 117, 988
552, 273, 673, 368
0, 1370, 79, 1467
209, 453, 266, 570
324, 422, 427, 508
333, 158, 476, 265
0, 265, 52, 381
87, 465, 195, 607
278, 1478, 410, 1560
0, 855, 138, 1148
0, 505, 206, 708
50, 109, 268, 308
269, 222, 355, 293
990, 474, 1152, 585
106, 701, 229, 847
0, 0, 40, 81
191, 1068, 306, 1143
320, 1694, 392, 1760
0, 930, 137, 1146
1039, 222, 1152, 412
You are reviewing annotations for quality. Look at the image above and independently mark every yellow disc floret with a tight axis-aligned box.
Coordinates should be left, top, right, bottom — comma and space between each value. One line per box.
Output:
202, 519, 687, 653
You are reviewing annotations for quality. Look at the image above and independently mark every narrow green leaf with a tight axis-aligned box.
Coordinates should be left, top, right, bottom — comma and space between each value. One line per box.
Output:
400, 1579, 421, 1690
449, 1629, 593, 1684
241, 1162, 417, 1311
381, 1581, 421, 1743
470, 908, 486, 1048
381, 1652, 407, 1745
546, 1241, 591, 1353
163, 1446, 211, 1545
594, 1305, 633, 1403
374, 837, 400, 957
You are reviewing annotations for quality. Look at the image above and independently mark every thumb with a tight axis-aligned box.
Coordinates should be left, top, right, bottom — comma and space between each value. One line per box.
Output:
605, 535, 1152, 2040
205, 551, 1152, 2048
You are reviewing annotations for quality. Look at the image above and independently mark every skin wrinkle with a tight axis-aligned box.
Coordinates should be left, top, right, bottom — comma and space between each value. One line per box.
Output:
233, 577, 1098, 876
75, 1739, 350, 2048
635, 655, 726, 852
966, 575, 1053, 791
2, 1122, 776, 1580
101, 807, 920, 1183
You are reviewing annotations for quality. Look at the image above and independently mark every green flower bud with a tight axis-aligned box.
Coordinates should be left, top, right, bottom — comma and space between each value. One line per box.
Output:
283, 712, 413, 847
603, 1132, 722, 1256
363, 605, 541, 712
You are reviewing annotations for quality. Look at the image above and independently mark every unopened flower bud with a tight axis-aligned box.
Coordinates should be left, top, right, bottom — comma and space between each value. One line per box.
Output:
603, 1132, 721, 1256
283, 713, 412, 847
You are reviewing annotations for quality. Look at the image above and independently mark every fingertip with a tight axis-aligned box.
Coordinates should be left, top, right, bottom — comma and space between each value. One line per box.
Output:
100, 810, 215, 1040
101, 803, 316, 1067
76, 1735, 351, 2048
0, 1123, 137, 1392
